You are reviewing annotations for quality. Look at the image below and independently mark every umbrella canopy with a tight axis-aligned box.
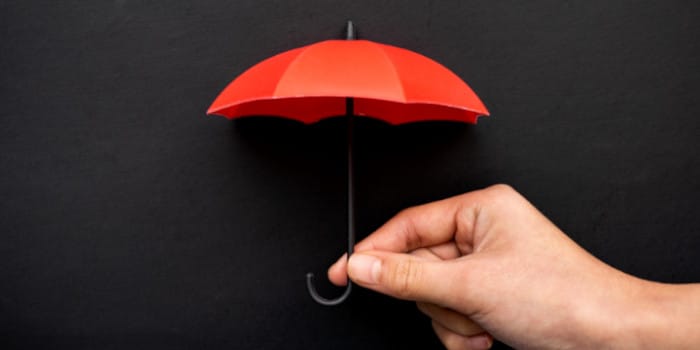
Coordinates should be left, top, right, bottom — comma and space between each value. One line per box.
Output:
208, 22, 489, 306
207, 37, 489, 124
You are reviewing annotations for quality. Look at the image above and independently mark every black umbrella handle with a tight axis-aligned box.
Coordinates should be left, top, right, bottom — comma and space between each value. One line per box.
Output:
306, 95, 356, 306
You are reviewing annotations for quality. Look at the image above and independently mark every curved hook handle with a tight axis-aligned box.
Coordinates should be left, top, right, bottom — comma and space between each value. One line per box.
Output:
306, 272, 352, 306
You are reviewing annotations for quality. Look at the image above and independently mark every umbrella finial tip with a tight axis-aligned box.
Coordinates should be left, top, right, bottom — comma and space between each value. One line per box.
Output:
345, 20, 355, 40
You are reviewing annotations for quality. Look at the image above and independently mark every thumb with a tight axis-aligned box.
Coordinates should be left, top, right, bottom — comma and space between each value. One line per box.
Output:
347, 251, 460, 305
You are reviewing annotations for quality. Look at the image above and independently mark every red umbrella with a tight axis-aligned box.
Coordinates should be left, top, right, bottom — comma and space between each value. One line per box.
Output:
208, 22, 489, 305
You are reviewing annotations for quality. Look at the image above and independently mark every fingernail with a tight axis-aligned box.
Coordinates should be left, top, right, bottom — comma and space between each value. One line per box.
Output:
348, 254, 381, 284
468, 334, 492, 349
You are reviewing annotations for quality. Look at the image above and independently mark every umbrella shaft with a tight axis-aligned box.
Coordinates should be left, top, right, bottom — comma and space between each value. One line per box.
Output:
346, 97, 355, 258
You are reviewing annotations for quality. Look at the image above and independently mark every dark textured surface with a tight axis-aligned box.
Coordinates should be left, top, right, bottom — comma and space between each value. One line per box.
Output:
1, 1, 699, 349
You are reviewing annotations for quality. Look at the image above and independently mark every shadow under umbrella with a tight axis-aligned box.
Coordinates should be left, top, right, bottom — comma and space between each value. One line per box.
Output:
354, 118, 488, 211
229, 116, 350, 300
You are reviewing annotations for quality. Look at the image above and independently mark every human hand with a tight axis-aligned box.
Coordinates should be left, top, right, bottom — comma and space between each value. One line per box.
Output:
328, 185, 700, 349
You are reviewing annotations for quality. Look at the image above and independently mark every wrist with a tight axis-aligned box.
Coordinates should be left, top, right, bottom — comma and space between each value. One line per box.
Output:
631, 281, 700, 349
605, 279, 700, 349
568, 272, 677, 349
572, 273, 647, 349
619, 279, 670, 349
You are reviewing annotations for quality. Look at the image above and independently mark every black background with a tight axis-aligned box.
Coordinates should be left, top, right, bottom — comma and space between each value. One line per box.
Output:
1, 1, 699, 349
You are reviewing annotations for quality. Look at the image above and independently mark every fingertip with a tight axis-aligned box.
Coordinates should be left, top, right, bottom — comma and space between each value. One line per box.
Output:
327, 253, 348, 286
330, 253, 347, 273
468, 333, 493, 349
433, 321, 493, 350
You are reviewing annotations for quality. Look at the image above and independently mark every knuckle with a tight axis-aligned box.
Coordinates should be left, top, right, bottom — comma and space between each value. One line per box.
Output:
484, 183, 522, 205
395, 206, 418, 221
488, 183, 515, 196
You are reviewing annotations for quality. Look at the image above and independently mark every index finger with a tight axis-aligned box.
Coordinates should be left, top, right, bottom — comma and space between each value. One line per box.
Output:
356, 189, 485, 254
328, 185, 519, 286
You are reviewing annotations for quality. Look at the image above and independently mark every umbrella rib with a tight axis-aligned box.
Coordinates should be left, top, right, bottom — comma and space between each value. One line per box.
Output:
271, 42, 321, 99
377, 44, 407, 102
